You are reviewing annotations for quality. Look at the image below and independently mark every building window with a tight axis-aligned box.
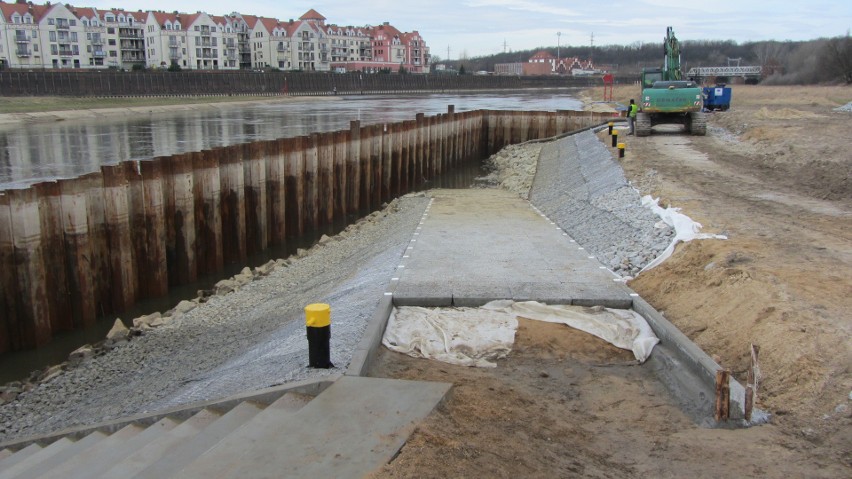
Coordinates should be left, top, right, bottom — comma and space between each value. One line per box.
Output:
51, 45, 58, 55
33, 44, 38, 52
107, 27, 115, 34
49, 31, 56, 42
48, 18, 55, 25
194, 26, 200, 31
70, 20, 76, 26
109, 51, 117, 57
108, 39, 116, 46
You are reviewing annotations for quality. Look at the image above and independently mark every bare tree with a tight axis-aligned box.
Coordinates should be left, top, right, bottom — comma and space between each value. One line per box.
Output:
822, 33, 852, 83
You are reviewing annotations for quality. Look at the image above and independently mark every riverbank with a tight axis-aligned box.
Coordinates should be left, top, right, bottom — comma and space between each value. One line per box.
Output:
0, 95, 339, 126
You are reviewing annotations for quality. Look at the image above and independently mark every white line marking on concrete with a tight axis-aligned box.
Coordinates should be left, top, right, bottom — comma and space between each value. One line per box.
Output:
398, 265, 405, 268
392, 278, 399, 281
578, 247, 584, 250
599, 266, 607, 269
384, 292, 393, 296
588, 256, 595, 259
630, 293, 639, 297
569, 240, 576, 243
403, 255, 409, 258
562, 233, 568, 236
411, 239, 417, 242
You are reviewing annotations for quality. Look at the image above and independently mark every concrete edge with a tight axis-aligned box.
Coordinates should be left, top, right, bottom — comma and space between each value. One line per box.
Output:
346, 295, 394, 377
631, 295, 746, 420
0, 375, 339, 451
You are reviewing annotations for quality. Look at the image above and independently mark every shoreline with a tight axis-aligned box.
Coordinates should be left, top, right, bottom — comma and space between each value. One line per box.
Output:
0, 95, 340, 126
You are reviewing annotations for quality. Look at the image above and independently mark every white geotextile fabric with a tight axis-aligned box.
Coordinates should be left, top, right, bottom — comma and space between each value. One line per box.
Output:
382, 306, 518, 368
640, 195, 727, 273
382, 301, 660, 368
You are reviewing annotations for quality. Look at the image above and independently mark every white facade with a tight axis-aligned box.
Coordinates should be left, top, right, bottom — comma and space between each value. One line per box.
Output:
0, 2, 428, 72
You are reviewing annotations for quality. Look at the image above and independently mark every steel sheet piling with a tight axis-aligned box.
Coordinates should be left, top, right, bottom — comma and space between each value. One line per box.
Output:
60, 178, 97, 328
101, 165, 138, 312
33, 182, 73, 333
139, 160, 169, 298
8, 188, 50, 347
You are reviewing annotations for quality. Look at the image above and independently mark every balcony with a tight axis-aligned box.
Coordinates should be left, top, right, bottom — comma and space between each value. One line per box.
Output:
15, 35, 29, 43
169, 52, 182, 60
93, 50, 106, 57
58, 50, 74, 57
55, 22, 70, 30
277, 45, 287, 52
226, 52, 237, 60
16, 48, 31, 57
119, 31, 144, 39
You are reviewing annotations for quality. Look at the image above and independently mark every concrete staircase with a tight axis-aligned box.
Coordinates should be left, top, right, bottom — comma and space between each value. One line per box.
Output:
0, 376, 451, 479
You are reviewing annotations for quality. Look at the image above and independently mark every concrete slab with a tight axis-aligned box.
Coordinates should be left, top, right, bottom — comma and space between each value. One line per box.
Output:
0, 437, 72, 479
39, 420, 170, 479
0, 443, 41, 471
3, 431, 107, 479
175, 376, 451, 479
100, 409, 223, 479
133, 402, 266, 479
394, 189, 631, 308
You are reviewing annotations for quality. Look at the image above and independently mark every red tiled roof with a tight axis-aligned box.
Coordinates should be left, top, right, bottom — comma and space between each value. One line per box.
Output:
0, 1, 50, 23
299, 9, 325, 21
258, 16, 282, 33
241, 14, 260, 29
529, 50, 556, 60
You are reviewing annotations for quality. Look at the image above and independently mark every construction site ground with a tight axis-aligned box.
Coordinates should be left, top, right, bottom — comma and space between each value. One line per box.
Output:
370, 85, 851, 478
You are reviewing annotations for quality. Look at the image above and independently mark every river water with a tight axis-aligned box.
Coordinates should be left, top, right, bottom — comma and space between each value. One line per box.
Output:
0, 90, 583, 383
0, 90, 583, 190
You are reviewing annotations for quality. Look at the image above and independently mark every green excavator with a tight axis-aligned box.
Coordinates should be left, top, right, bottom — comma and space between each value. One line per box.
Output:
635, 27, 706, 136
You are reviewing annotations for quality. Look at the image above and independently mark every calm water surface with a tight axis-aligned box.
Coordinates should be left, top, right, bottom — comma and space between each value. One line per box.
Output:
0, 91, 583, 189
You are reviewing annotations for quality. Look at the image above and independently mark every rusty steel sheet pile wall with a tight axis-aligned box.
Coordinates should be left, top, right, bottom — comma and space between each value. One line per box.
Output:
0, 109, 609, 352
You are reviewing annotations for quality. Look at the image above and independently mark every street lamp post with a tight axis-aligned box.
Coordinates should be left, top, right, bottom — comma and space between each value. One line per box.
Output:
557, 32, 561, 74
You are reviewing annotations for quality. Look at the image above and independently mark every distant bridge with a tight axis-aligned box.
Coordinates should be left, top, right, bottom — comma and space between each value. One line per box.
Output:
686, 66, 762, 79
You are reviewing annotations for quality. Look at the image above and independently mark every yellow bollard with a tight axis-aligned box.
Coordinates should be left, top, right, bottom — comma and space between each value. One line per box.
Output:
305, 303, 333, 368
617, 142, 626, 158
611, 130, 619, 147
607, 121, 614, 135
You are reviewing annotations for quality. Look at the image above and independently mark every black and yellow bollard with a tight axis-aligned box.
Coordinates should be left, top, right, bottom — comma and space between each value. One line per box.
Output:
617, 142, 626, 159
611, 129, 618, 147
305, 303, 334, 368
607, 121, 614, 135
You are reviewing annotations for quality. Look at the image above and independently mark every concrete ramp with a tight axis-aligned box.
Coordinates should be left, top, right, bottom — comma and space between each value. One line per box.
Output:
393, 189, 631, 308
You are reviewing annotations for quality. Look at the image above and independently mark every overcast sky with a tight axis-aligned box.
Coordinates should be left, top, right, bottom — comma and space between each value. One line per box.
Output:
86, 0, 850, 59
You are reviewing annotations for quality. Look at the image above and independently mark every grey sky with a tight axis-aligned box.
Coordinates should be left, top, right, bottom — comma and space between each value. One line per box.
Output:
85, 0, 851, 58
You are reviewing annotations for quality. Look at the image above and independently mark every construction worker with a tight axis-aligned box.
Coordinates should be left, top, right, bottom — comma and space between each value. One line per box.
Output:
627, 99, 638, 135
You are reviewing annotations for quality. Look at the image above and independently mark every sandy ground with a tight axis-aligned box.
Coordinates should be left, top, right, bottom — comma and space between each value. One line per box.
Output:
370, 85, 852, 477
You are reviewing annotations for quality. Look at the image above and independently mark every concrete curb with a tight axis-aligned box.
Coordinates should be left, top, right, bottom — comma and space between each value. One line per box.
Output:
346, 295, 394, 377
0, 375, 338, 451
631, 295, 746, 420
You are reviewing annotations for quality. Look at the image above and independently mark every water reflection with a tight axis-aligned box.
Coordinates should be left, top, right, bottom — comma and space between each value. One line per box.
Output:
0, 91, 582, 189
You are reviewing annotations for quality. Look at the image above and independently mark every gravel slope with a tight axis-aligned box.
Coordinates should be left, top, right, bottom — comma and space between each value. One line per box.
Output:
0, 195, 428, 442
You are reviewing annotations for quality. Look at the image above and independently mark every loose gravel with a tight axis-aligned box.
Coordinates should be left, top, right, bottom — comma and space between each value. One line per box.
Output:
1, 128, 673, 443
484, 129, 673, 277
0, 195, 428, 443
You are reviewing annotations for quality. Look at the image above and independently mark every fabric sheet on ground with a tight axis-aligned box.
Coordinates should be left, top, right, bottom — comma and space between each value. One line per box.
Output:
382, 300, 659, 367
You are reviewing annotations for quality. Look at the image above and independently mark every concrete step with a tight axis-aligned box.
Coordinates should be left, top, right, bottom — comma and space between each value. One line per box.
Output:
0, 443, 41, 471
39, 418, 176, 479
175, 376, 451, 479
131, 401, 267, 479
2, 431, 107, 479
0, 437, 73, 479
100, 409, 223, 479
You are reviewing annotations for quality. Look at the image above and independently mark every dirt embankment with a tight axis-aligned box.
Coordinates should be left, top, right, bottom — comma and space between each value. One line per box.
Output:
370, 84, 851, 478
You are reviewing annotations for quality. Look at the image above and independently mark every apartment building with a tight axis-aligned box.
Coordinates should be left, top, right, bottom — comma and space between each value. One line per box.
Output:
0, 1, 429, 73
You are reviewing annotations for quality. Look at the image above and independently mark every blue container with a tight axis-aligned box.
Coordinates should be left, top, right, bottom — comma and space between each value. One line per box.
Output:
703, 86, 732, 111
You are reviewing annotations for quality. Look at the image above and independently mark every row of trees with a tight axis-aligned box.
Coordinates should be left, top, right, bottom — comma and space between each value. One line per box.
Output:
445, 34, 852, 84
